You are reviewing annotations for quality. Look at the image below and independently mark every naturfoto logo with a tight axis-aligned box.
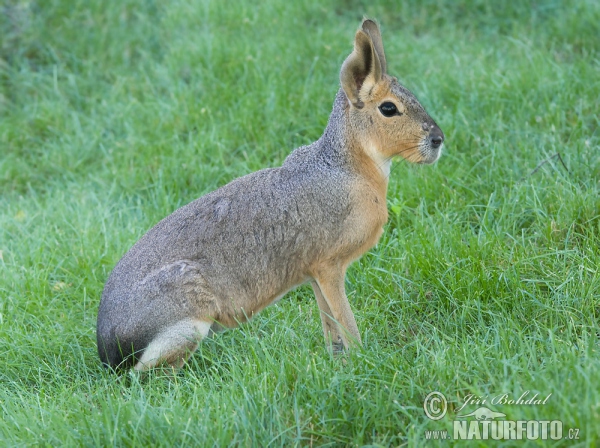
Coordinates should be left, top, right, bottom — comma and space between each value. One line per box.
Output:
456, 406, 506, 420
423, 391, 581, 441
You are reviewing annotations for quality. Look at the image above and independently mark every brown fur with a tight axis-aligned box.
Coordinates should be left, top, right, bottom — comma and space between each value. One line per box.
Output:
96, 19, 444, 370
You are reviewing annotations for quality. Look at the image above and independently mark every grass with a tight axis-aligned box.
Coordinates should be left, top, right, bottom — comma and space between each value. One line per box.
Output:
1, 0, 599, 445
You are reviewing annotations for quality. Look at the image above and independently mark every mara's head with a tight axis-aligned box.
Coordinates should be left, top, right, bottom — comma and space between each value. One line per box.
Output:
340, 19, 444, 165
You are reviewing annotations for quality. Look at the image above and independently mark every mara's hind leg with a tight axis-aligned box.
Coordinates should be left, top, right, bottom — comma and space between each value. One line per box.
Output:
134, 319, 212, 371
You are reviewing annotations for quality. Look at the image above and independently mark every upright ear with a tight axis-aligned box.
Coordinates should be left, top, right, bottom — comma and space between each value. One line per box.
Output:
361, 19, 387, 74
340, 20, 386, 109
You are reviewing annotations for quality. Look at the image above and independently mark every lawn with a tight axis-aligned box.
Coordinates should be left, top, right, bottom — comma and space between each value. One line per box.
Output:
1, 0, 598, 446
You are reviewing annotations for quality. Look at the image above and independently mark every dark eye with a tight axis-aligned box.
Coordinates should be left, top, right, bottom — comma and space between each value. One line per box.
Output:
378, 102, 401, 117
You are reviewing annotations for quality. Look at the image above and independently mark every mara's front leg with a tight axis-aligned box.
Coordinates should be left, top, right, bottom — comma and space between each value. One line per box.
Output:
312, 265, 362, 351
311, 280, 344, 353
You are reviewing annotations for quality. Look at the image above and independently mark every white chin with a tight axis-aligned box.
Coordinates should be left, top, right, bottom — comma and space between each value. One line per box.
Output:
422, 145, 443, 164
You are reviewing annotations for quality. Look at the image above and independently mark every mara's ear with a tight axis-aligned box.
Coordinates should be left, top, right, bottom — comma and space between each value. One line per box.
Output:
340, 24, 385, 109
361, 19, 386, 75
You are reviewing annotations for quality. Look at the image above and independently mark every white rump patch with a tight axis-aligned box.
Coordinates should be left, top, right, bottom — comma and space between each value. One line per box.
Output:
134, 319, 211, 371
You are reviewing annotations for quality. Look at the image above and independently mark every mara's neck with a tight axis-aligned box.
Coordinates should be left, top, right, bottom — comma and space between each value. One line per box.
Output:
317, 89, 390, 193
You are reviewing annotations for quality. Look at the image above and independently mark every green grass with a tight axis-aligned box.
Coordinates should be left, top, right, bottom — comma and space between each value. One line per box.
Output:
1, 0, 599, 446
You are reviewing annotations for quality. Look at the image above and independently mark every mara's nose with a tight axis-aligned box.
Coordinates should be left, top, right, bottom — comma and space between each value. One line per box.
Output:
429, 126, 444, 149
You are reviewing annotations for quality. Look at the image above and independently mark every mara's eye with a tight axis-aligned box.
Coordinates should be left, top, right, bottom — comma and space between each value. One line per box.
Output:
378, 102, 401, 117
